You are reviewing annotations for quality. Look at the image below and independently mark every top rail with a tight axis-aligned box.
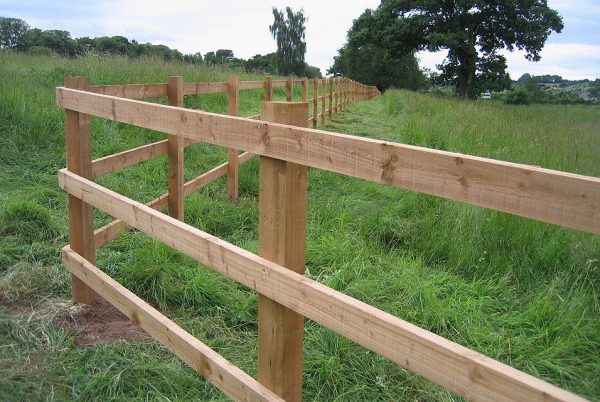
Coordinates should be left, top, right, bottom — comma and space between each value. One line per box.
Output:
56, 87, 600, 235
89, 83, 168, 99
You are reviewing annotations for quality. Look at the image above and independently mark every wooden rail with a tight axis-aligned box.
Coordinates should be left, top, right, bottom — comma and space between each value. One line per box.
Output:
57, 75, 594, 402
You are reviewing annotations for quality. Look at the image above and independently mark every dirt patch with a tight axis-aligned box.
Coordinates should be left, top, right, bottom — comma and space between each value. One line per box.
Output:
54, 298, 151, 347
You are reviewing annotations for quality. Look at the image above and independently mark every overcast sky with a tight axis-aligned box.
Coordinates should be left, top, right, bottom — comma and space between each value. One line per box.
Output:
1, 0, 598, 80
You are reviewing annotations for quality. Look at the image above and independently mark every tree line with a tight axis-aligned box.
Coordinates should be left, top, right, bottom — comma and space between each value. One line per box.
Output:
0, 16, 322, 78
329, 0, 563, 99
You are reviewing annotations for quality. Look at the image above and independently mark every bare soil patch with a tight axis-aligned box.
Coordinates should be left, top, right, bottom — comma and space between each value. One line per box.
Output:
54, 298, 151, 347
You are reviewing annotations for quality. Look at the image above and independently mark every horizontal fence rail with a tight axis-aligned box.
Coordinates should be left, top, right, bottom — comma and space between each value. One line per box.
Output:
57, 87, 600, 235
58, 169, 586, 402
56, 74, 595, 402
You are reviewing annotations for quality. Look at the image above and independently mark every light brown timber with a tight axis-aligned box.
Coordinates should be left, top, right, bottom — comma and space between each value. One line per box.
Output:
183, 81, 228, 94
328, 78, 333, 120
312, 79, 318, 128
258, 102, 309, 402
56, 87, 600, 235
167, 76, 184, 220
64, 76, 97, 304
227, 76, 240, 201
91, 140, 168, 178
321, 78, 326, 126
264, 76, 273, 101
301, 78, 308, 102
58, 169, 587, 402
61, 247, 283, 402
89, 83, 167, 99
286, 76, 293, 102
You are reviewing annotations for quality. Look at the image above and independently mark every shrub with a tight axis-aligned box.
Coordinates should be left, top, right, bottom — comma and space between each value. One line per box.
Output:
503, 87, 531, 105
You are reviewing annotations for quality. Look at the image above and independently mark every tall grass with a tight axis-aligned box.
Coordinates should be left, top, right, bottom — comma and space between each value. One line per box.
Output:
1, 53, 599, 401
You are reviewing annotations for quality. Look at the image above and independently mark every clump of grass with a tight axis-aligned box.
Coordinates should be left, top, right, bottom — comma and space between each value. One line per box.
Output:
0, 201, 59, 243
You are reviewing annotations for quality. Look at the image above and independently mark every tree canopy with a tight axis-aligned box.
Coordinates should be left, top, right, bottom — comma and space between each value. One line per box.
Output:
269, 7, 307, 76
329, 10, 425, 91
373, 0, 563, 98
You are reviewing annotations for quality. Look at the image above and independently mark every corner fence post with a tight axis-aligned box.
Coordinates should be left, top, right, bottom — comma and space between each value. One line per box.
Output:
167, 76, 184, 220
64, 76, 97, 304
227, 75, 239, 202
258, 101, 309, 402
334, 77, 339, 113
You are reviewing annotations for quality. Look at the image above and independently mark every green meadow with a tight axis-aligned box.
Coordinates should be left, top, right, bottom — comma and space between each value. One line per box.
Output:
1, 52, 599, 401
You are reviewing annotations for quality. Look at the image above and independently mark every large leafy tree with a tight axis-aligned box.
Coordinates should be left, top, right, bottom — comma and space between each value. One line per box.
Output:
0, 17, 29, 49
269, 7, 307, 76
329, 10, 425, 91
377, 0, 563, 98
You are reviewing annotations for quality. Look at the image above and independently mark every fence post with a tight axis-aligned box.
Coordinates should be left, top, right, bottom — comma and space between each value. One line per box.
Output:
301, 77, 308, 102
328, 78, 333, 120
258, 101, 309, 402
64, 76, 97, 304
167, 76, 184, 220
286, 76, 293, 102
312, 79, 318, 128
227, 76, 239, 202
264, 75, 273, 102
321, 77, 326, 126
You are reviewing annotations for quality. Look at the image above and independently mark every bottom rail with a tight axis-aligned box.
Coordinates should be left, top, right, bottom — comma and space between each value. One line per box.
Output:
60, 169, 585, 402
62, 247, 282, 402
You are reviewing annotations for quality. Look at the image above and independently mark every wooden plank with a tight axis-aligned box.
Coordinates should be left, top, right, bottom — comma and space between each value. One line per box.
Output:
228, 76, 240, 202
56, 87, 600, 234
89, 83, 167, 99
301, 77, 308, 102
64, 76, 97, 304
61, 247, 283, 402
264, 76, 272, 101
271, 80, 287, 88
321, 78, 326, 126
239, 81, 264, 90
248, 114, 261, 120
183, 82, 228, 94
334, 78, 338, 113
312, 79, 318, 128
92, 140, 168, 178
94, 152, 255, 249
286, 76, 293, 102
167, 76, 185, 221
258, 102, 309, 402
328, 78, 333, 120
59, 169, 587, 402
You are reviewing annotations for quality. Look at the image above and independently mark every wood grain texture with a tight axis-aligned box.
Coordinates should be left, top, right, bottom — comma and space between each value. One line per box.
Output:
57, 87, 600, 234
239, 81, 264, 90
227, 76, 240, 202
89, 83, 167, 99
91, 140, 169, 178
258, 102, 309, 402
321, 78, 326, 126
62, 247, 283, 402
286, 76, 293, 102
312, 79, 318, 128
183, 82, 228, 94
59, 169, 587, 402
167, 76, 184, 221
264, 76, 273, 102
64, 76, 97, 304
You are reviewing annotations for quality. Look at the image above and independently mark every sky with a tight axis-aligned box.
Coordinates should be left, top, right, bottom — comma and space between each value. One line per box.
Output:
0, 0, 598, 80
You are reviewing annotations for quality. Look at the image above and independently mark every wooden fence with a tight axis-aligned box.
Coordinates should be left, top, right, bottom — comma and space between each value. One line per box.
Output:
56, 74, 597, 402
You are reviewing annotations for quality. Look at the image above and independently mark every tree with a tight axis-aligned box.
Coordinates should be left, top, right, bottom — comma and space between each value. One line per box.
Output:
329, 10, 425, 91
0, 17, 29, 49
269, 7, 307, 76
375, 0, 563, 99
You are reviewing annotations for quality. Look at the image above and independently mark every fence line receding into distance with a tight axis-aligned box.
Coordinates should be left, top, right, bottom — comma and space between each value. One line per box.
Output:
56, 74, 595, 402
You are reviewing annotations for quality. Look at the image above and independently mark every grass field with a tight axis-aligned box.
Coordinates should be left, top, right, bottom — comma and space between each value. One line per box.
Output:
1, 52, 599, 401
